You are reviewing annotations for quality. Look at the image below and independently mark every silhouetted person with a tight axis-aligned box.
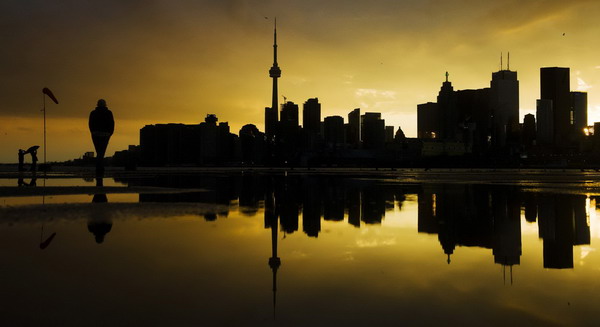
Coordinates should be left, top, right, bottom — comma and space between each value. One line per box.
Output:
18, 149, 25, 171
29, 149, 37, 172
89, 99, 114, 176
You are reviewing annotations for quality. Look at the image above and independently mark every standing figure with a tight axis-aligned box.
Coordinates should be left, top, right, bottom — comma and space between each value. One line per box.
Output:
18, 149, 25, 172
88, 99, 115, 176
30, 149, 38, 172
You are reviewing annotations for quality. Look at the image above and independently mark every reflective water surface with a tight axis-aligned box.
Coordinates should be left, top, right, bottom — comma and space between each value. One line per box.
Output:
1, 173, 600, 326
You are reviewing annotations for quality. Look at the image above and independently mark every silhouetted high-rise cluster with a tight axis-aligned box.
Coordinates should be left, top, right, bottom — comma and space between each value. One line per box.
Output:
417, 64, 597, 163
125, 30, 600, 168
140, 114, 238, 165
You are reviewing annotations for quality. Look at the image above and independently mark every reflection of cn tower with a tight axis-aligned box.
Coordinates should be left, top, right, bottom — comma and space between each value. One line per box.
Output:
265, 189, 281, 317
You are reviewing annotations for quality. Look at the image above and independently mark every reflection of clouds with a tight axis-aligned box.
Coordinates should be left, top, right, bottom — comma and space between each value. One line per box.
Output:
590, 207, 600, 240
579, 246, 595, 264
290, 250, 308, 258
343, 251, 355, 261
356, 238, 396, 248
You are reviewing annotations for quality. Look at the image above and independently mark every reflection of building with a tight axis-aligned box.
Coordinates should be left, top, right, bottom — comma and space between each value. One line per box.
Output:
538, 194, 590, 269
120, 173, 593, 272
492, 187, 521, 284
264, 184, 281, 315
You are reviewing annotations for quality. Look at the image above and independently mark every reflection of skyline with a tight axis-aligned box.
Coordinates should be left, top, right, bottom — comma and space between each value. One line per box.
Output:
123, 173, 594, 270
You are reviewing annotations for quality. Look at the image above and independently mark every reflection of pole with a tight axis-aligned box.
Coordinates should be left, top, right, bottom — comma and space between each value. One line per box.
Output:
43, 94, 46, 165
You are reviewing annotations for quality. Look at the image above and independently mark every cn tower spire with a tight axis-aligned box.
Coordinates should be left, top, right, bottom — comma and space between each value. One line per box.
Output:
273, 18, 278, 64
266, 18, 281, 138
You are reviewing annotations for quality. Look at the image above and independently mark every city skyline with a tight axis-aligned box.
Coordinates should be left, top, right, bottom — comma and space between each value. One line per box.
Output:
2, 0, 600, 162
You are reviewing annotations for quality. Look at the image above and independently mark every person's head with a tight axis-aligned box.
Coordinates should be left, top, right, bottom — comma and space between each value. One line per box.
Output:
97, 99, 107, 108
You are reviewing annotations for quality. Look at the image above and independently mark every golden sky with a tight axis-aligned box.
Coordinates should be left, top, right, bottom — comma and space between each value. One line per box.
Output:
1, 0, 599, 162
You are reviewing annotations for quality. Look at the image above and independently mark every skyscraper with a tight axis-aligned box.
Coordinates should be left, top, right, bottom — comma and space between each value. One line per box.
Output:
265, 19, 281, 138
361, 112, 385, 149
347, 108, 361, 148
280, 101, 299, 129
490, 68, 519, 148
570, 91, 588, 134
323, 116, 344, 148
437, 72, 457, 140
536, 99, 554, 146
522, 113, 536, 147
303, 98, 321, 134
540, 67, 570, 147
417, 102, 439, 139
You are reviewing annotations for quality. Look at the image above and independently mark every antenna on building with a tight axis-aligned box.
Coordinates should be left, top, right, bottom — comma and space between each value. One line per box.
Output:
507, 51, 510, 71
282, 95, 287, 103
500, 52, 503, 71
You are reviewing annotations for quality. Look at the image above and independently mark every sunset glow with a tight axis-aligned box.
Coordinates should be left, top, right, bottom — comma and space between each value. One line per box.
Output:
2, 0, 600, 162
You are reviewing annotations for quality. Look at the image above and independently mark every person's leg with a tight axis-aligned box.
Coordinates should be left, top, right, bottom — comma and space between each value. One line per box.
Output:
92, 136, 109, 175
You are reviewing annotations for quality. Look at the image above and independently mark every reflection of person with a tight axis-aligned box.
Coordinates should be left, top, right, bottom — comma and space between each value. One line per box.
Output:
88, 219, 112, 244
89, 99, 115, 176
89, 176, 112, 244
18, 149, 25, 171
17, 172, 36, 187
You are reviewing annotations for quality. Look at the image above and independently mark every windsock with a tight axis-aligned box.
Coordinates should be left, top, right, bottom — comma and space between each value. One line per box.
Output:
42, 87, 59, 104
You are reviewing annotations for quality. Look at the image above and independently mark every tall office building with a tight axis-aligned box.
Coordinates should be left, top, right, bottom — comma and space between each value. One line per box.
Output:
536, 99, 554, 145
361, 112, 385, 149
570, 91, 588, 134
417, 102, 439, 139
385, 126, 395, 143
323, 116, 345, 148
280, 101, 299, 129
490, 69, 519, 147
303, 98, 321, 134
540, 67, 570, 147
347, 108, 361, 147
437, 72, 458, 140
265, 20, 281, 138
522, 113, 536, 147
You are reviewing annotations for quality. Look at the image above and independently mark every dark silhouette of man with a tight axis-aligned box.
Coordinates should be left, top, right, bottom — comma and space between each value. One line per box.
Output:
18, 149, 25, 171
30, 149, 37, 172
89, 99, 114, 175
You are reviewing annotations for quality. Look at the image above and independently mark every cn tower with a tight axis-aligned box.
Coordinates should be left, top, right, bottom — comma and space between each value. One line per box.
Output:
265, 19, 281, 138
